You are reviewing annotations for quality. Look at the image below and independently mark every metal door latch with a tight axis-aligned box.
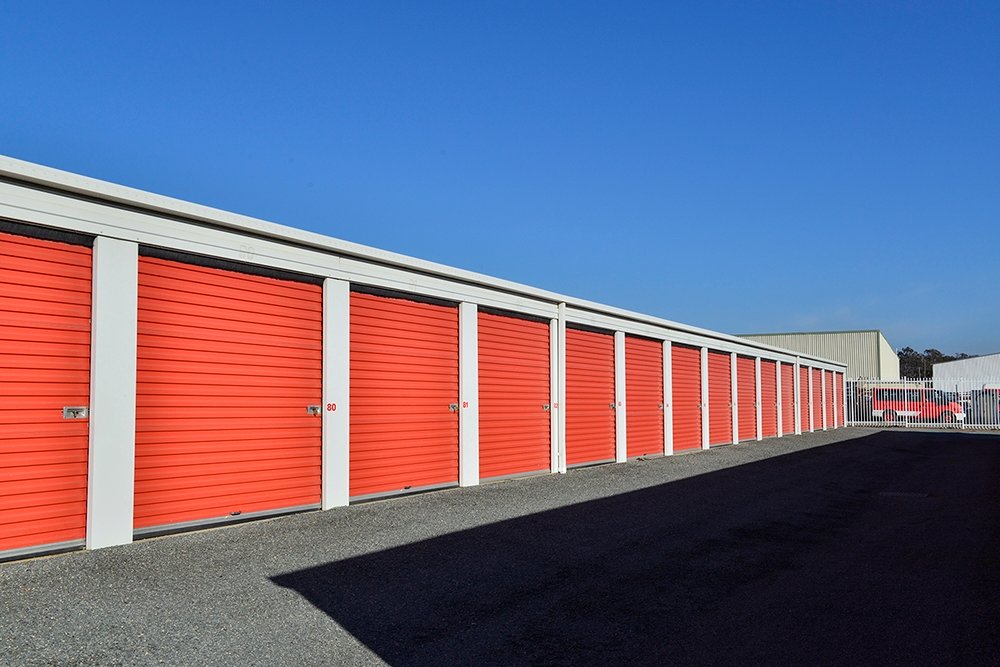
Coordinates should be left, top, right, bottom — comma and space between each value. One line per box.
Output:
63, 406, 88, 419
449, 403, 460, 412
658, 403, 665, 410
306, 405, 322, 416
609, 403, 616, 410
542, 404, 551, 411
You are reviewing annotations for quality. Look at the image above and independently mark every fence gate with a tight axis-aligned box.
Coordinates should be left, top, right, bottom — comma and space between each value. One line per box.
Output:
846, 378, 1000, 430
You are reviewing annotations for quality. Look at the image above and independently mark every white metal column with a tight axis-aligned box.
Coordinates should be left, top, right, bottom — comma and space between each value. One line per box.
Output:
321, 278, 350, 509
549, 318, 560, 472
832, 371, 839, 429
614, 331, 627, 463
755, 357, 763, 441
458, 302, 479, 486
794, 359, 802, 435
663, 340, 673, 456
700, 346, 710, 449
86, 237, 138, 550
730, 352, 739, 444
556, 303, 567, 473
842, 373, 848, 428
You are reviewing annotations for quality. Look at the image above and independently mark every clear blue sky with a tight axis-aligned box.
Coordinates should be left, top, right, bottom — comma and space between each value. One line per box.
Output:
3, 2, 998, 354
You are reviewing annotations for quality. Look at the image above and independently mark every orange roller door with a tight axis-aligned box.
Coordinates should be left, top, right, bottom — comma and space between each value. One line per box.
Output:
350, 290, 459, 498
707, 351, 732, 446
761, 360, 778, 438
811, 368, 822, 430
671, 345, 702, 452
0, 230, 91, 556
824, 371, 834, 428
625, 336, 663, 458
799, 367, 809, 432
565, 327, 615, 466
478, 311, 550, 480
781, 363, 795, 434
736, 356, 757, 441
134, 256, 322, 531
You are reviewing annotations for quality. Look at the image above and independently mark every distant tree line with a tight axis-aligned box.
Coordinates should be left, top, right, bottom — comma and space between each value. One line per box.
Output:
897, 347, 975, 378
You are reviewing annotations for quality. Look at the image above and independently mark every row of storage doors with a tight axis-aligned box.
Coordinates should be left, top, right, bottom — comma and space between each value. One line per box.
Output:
1, 229, 843, 557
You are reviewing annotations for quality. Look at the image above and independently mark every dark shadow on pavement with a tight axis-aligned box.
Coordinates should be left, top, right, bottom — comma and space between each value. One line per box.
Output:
272, 431, 1000, 666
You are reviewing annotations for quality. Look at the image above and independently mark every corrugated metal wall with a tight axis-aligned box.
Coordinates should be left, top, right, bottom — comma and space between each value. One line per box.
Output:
933, 354, 1000, 392
739, 331, 899, 380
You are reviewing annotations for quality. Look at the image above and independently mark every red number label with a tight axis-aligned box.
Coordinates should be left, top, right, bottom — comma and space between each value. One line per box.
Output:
326, 403, 337, 412
462, 401, 469, 408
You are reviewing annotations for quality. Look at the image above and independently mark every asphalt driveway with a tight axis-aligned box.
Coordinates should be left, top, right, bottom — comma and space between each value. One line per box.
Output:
2, 428, 999, 666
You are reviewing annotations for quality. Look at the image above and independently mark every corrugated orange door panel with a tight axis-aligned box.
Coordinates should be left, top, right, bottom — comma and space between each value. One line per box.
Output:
626, 336, 663, 458
0, 231, 91, 555
350, 291, 459, 497
478, 311, 550, 479
760, 360, 778, 438
781, 363, 795, 434
834, 372, 843, 427
811, 368, 823, 429
799, 367, 810, 432
736, 356, 756, 441
824, 370, 834, 428
134, 257, 322, 530
671, 345, 702, 452
565, 328, 615, 466
707, 351, 731, 446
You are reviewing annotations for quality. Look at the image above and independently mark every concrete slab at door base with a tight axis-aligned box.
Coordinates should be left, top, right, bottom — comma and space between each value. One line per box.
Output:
0, 539, 85, 564
132, 504, 321, 539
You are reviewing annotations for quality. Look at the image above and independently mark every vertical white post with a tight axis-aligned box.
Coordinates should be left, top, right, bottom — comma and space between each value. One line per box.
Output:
322, 279, 350, 509
556, 303, 567, 474
549, 318, 559, 472
700, 346, 710, 449
730, 352, 739, 444
755, 357, 763, 441
776, 361, 783, 438
663, 340, 673, 456
458, 302, 479, 487
86, 237, 138, 550
808, 368, 815, 432
842, 373, 848, 427
832, 371, 840, 429
614, 331, 627, 463
822, 369, 828, 431
794, 359, 802, 435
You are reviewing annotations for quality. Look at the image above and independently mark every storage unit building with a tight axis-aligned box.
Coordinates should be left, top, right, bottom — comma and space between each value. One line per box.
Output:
0, 156, 846, 561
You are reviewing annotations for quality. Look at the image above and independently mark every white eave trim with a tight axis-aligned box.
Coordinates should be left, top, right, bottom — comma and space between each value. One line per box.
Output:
0, 154, 846, 371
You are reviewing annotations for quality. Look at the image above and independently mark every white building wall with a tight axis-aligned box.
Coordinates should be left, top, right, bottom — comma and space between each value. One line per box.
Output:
933, 353, 1000, 392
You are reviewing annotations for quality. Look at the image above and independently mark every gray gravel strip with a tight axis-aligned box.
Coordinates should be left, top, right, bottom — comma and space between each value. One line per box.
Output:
2, 427, 997, 666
